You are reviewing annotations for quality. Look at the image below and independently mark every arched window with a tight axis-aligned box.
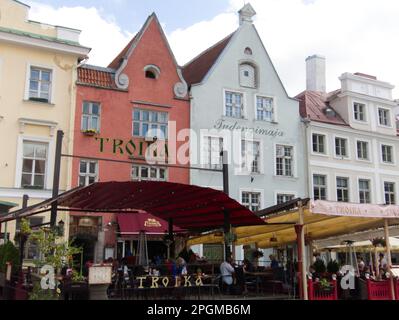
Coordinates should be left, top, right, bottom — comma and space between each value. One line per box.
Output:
239, 63, 256, 88
244, 47, 253, 55
144, 65, 161, 80
145, 70, 157, 79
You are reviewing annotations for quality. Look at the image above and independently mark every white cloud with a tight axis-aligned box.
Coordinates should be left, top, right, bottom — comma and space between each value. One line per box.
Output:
26, 1, 133, 66
168, 0, 399, 97
26, 0, 399, 97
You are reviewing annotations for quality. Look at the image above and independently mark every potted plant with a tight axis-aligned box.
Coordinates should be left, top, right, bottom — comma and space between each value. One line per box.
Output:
313, 259, 327, 278
20, 219, 83, 300
327, 260, 340, 275
82, 129, 98, 136
252, 250, 264, 260
318, 278, 334, 293
0, 242, 20, 288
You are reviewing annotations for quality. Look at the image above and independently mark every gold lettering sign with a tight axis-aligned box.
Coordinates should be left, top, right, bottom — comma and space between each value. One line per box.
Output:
135, 276, 203, 289
144, 218, 162, 228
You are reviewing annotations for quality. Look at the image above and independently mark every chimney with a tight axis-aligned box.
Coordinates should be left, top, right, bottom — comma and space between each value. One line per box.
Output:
239, 3, 256, 26
306, 55, 326, 93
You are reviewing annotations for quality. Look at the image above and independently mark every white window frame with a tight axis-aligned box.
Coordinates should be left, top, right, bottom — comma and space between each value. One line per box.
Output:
383, 181, 396, 205
132, 108, 169, 140
274, 144, 295, 178
312, 173, 328, 201
223, 88, 246, 119
240, 188, 264, 212
15, 135, 54, 190
81, 101, 101, 133
78, 160, 99, 187
377, 107, 393, 128
131, 165, 168, 182
275, 191, 297, 205
333, 135, 350, 160
24, 62, 56, 104
355, 138, 372, 162
240, 139, 263, 175
352, 101, 367, 123
380, 142, 396, 165
358, 177, 373, 204
311, 131, 328, 156
335, 176, 350, 203
254, 94, 277, 123
201, 135, 224, 170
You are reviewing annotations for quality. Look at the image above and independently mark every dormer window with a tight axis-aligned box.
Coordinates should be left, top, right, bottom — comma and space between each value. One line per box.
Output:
239, 63, 256, 88
353, 102, 366, 122
244, 47, 253, 55
144, 65, 161, 80
146, 70, 156, 79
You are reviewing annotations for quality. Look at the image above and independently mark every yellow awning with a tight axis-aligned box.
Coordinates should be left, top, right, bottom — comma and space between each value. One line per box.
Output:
187, 206, 398, 249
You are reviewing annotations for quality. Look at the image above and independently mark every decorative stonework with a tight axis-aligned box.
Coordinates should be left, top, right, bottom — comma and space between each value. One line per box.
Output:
174, 68, 188, 98
115, 58, 130, 90
18, 118, 58, 136
239, 3, 256, 25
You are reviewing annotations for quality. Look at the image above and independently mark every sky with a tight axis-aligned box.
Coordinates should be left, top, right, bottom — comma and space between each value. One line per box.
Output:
24, 0, 399, 97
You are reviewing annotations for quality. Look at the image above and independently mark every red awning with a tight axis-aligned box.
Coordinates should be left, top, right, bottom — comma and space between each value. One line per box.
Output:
1, 181, 265, 230
116, 212, 183, 235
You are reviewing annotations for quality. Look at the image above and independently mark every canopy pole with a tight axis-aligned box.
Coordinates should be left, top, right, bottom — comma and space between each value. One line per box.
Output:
222, 150, 231, 260
19, 195, 29, 269
50, 130, 64, 228
384, 219, 395, 300
168, 218, 174, 259
295, 201, 308, 300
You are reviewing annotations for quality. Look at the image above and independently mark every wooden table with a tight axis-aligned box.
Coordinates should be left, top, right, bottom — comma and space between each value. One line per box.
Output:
245, 272, 274, 294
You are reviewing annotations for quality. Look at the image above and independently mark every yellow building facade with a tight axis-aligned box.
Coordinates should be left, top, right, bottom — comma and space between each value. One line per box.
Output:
0, 0, 90, 255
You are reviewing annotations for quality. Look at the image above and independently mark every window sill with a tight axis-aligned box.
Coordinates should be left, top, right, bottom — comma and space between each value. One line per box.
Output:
381, 161, 396, 167
23, 99, 55, 106
253, 119, 278, 125
274, 175, 298, 181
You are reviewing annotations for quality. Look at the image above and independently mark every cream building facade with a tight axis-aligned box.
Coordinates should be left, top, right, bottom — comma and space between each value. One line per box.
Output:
0, 0, 90, 253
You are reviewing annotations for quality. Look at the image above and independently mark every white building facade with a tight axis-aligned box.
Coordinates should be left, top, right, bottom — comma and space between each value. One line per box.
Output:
298, 56, 399, 207
183, 4, 307, 262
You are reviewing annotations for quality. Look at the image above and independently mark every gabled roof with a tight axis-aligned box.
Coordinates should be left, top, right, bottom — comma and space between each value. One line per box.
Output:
108, 13, 181, 72
77, 64, 120, 90
182, 32, 236, 86
296, 90, 348, 126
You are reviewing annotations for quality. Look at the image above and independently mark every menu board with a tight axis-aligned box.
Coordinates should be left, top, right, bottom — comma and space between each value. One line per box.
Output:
88, 265, 112, 285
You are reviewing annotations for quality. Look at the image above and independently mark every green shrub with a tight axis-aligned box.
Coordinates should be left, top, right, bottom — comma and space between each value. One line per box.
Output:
0, 242, 20, 273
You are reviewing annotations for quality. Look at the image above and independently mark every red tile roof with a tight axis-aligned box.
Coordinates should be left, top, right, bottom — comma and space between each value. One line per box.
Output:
77, 65, 118, 90
182, 32, 235, 86
296, 90, 348, 126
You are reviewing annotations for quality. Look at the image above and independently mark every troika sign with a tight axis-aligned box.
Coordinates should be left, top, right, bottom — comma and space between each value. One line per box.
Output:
95, 137, 168, 158
311, 200, 399, 219
214, 119, 285, 138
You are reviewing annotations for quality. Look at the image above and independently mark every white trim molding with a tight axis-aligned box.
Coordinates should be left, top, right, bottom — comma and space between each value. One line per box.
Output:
18, 118, 58, 136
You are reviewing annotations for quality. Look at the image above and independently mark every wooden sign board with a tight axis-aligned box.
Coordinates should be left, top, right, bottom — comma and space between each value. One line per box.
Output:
88, 265, 112, 285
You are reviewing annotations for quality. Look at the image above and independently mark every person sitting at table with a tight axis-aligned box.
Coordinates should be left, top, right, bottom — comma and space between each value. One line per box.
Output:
243, 259, 255, 273
220, 257, 236, 294
357, 257, 366, 273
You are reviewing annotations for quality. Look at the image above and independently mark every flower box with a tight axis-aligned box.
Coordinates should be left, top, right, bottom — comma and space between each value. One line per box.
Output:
82, 129, 98, 136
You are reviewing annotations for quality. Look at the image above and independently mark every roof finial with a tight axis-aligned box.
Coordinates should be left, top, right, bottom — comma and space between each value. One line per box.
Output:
239, 2, 256, 26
